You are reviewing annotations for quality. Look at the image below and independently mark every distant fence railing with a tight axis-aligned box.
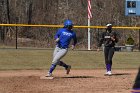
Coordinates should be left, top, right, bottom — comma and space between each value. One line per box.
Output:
0, 24, 140, 51
1, 24, 140, 29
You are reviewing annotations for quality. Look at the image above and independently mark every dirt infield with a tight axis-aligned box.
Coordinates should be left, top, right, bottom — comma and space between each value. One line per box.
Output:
0, 69, 138, 93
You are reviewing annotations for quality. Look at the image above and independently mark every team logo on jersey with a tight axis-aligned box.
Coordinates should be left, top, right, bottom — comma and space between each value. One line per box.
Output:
104, 36, 111, 39
62, 32, 72, 36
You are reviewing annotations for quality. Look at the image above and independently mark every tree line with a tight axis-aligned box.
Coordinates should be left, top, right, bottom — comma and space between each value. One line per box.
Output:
0, 0, 140, 49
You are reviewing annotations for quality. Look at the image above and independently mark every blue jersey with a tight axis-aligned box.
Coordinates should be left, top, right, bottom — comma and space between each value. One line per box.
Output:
55, 28, 77, 48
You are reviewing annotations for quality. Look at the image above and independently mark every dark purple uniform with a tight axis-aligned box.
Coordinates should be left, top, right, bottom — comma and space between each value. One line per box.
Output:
98, 24, 118, 75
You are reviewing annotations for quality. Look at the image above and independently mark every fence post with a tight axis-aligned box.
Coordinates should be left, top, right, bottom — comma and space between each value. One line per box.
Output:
139, 29, 140, 51
16, 17, 18, 49
98, 28, 99, 43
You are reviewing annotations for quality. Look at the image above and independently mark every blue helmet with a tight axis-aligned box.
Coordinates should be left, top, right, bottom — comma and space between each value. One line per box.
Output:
64, 19, 73, 27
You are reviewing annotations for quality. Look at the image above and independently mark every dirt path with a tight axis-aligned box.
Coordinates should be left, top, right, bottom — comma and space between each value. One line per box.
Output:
0, 69, 138, 93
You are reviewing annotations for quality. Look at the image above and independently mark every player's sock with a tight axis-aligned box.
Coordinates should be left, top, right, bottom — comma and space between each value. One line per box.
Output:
106, 64, 111, 72
110, 63, 112, 71
49, 64, 56, 74
59, 61, 68, 69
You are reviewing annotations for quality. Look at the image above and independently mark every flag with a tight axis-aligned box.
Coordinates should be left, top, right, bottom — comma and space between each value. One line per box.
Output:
88, 0, 92, 19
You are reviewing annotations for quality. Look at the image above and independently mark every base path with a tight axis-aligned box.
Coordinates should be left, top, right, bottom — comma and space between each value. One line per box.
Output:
0, 69, 138, 93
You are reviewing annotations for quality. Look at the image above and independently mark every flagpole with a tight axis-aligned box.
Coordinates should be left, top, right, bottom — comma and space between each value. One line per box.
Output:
87, 0, 92, 50
88, 18, 91, 50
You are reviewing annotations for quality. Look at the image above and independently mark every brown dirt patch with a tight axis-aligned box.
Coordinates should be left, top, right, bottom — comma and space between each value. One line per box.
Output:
0, 69, 138, 93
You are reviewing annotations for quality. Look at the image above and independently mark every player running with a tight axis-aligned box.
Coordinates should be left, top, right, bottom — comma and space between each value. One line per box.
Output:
44, 19, 77, 79
97, 24, 118, 76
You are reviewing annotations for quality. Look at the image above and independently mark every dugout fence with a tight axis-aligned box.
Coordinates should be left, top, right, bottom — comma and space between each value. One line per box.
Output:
0, 24, 140, 51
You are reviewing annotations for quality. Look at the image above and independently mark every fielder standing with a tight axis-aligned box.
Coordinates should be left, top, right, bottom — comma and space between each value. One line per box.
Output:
97, 24, 118, 76
46, 19, 77, 78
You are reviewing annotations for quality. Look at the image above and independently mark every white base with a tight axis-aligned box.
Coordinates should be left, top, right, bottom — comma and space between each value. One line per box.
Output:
40, 76, 54, 80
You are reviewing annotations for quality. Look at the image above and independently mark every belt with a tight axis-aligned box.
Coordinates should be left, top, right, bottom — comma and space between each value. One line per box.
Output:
58, 46, 67, 49
105, 46, 115, 48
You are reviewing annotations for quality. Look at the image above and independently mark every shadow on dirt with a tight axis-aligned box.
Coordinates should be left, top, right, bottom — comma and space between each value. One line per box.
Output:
60, 76, 97, 78
111, 73, 131, 76
56, 73, 131, 78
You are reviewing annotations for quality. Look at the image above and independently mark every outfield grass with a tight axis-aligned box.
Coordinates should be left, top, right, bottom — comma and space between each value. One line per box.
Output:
0, 49, 139, 70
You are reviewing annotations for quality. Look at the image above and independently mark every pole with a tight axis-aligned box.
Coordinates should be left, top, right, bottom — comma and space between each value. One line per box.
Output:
88, 18, 91, 50
139, 29, 140, 51
87, 0, 92, 50
16, 17, 18, 49
98, 28, 99, 43
16, 25, 17, 49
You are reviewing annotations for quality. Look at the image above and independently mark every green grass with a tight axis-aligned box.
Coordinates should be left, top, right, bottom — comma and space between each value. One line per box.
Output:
0, 49, 139, 70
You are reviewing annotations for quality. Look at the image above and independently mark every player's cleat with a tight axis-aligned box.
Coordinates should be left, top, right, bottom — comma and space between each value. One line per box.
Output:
47, 72, 53, 77
40, 73, 54, 79
107, 71, 112, 76
66, 65, 71, 74
104, 71, 112, 76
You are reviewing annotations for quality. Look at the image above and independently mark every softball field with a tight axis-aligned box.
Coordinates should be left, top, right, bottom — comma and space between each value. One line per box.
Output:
0, 49, 139, 93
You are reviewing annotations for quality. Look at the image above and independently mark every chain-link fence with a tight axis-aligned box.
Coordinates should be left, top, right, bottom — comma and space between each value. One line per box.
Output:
0, 25, 140, 51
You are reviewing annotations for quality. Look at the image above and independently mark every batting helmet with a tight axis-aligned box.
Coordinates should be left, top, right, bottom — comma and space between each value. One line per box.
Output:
106, 23, 112, 27
106, 24, 112, 32
64, 19, 73, 28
